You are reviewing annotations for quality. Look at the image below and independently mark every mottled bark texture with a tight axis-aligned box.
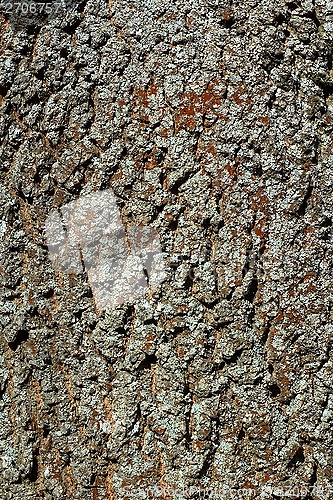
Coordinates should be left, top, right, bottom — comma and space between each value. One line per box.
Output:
0, 0, 333, 498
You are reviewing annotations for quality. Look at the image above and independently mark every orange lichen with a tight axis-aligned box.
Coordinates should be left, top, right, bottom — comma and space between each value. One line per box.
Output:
254, 225, 265, 238
225, 163, 238, 178
231, 86, 251, 106
221, 8, 232, 20
174, 79, 226, 132
242, 481, 257, 490
249, 188, 268, 212
136, 81, 159, 107
258, 116, 269, 126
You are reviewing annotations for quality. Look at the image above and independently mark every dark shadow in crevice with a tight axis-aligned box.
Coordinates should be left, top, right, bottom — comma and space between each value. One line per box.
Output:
268, 383, 281, 397
297, 184, 313, 216
286, 1, 300, 11
169, 170, 194, 195
304, 10, 320, 28
322, 82, 333, 100
309, 461, 317, 485
287, 446, 305, 468
27, 453, 39, 482
138, 353, 157, 370
224, 348, 243, 365
244, 276, 258, 303
8, 330, 29, 351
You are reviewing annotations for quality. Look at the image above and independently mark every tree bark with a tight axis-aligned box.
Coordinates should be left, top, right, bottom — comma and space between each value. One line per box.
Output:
1, 0, 333, 498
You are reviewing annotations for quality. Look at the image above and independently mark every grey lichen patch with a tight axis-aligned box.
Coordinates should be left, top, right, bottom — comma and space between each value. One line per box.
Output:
0, 0, 333, 498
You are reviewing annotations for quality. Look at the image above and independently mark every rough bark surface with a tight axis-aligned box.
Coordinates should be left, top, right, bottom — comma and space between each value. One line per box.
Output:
0, 0, 333, 498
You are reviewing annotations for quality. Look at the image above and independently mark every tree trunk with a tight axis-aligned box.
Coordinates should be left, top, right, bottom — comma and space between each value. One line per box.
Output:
1, 0, 333, 498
